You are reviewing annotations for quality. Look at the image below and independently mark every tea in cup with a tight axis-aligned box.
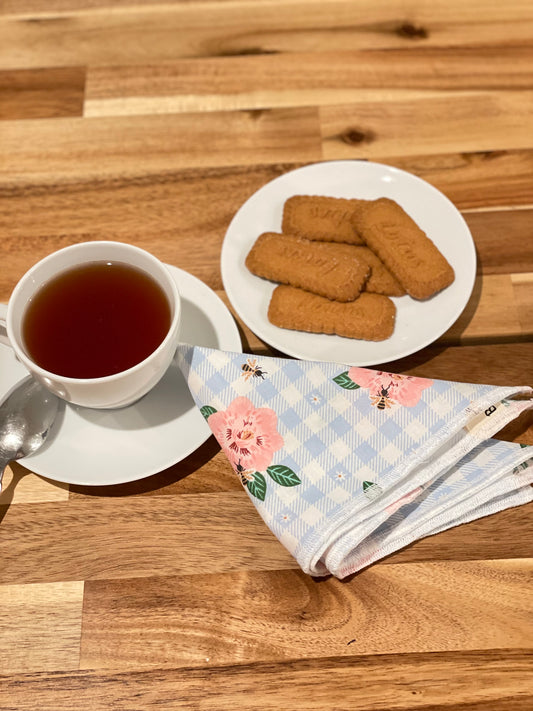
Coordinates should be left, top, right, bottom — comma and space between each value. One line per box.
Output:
0, 241, 181, 409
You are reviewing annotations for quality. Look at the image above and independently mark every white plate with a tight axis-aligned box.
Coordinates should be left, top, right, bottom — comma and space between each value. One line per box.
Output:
221, 160, 476, 366
0, 266, 241, 486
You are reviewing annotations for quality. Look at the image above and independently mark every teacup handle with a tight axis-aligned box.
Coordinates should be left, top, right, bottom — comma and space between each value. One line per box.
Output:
0, 303, 11, 348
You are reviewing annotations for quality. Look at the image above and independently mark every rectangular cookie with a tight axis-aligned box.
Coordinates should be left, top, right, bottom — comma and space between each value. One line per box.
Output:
351, 197, 455, 300
245, 232, 370, 302
268, 285, 396, 341
313, 243, 406, 296
282, 195, 366, 244
353, 246, 406, 296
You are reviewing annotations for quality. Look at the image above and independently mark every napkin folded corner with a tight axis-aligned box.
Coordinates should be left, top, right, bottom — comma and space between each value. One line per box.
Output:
176, 344, 533, 578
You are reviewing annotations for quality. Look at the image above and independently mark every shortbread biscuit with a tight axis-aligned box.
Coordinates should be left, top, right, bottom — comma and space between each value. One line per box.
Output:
282, 195, 366, 244
354, 246, 406, 296
318, 244, 406, 296
268, 285, 396, 341
352, 198, 455, 300
245, 232, 370, 302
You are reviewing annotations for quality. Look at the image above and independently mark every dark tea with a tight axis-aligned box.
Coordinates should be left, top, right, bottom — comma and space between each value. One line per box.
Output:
22, 261, 171, 378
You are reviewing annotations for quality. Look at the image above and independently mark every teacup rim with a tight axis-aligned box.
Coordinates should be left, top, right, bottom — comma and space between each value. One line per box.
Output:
6, 240, 181, 385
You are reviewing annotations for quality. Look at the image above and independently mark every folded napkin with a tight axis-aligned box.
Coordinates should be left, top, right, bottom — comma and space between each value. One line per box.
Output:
177, 345, 533, 578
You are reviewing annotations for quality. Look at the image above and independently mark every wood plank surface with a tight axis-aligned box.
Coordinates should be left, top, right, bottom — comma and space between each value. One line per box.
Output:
1, 495, 532, 586
2, 650, 531, 711
0, 1, 532, 709
79, 560, 533, 670
0, 581, 84, 673
320, 92, 533, 160
388, 149, 533, 209
0, 67, 86, 120
0, 110, 322, 184
83, 47, 533, 117
2, 0, 533, 69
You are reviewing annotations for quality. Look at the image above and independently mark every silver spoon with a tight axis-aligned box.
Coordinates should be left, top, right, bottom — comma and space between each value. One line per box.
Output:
0, 377, 59, 492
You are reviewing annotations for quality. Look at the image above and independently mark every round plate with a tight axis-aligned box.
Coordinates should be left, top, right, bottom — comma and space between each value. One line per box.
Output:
0, 266, 241, 486
221, 160, 476, 365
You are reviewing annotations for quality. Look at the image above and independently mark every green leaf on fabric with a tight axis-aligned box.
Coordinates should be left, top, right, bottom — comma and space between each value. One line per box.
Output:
247, 472, 267, 501
332, 372, 360, 390
266, 465, 301, 487
200, 405, 217, 420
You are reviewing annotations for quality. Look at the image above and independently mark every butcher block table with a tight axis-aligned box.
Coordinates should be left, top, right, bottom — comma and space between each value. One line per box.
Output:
1, 2, 533, 709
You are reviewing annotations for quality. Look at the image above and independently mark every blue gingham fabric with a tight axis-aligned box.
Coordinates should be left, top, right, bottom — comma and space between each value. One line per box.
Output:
176, 344, 533, 578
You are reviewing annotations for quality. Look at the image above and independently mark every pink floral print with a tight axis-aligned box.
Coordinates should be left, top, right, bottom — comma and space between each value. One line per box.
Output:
348, 368, 434, 408
208, 396, 284, 473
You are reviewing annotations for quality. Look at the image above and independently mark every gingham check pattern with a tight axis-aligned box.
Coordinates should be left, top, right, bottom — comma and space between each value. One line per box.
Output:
177, 344, 533, 578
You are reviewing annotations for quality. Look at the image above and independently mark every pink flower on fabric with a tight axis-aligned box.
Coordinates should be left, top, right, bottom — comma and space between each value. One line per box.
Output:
348, 368, 434, 408
208, 396, 284, 472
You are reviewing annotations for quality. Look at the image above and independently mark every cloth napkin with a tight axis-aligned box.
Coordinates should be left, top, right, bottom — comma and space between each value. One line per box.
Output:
176, 344, 533, 578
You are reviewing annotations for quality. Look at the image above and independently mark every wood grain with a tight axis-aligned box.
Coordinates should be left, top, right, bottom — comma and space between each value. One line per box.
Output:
320, 92, 533, 160
0, 163, 291, 299
2, 650, 532, 711
0, 67, 85, 120
1, 1, 532, 708
385, 341, 533, 390
464, 208, 533, 275
0, 580, 84, 673
0, 494, 297, 585
441, 273, 533, 343
1, 494, 531, 586
389, 149, 533, 209
83, 47, 533, 117
512, 273, 533, 334
0, 110, 321, 184
0, 462, 69, 505
2, 0, 533, 69
79, 560, 533, 671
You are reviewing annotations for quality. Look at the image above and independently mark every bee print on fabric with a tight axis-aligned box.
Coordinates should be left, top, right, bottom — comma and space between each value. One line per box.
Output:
241, 357, 267, 382
333, 368, 434, 409
370, 384, 394, 410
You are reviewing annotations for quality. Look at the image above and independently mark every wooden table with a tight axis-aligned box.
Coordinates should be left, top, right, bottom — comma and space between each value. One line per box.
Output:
1, 2, 532, 709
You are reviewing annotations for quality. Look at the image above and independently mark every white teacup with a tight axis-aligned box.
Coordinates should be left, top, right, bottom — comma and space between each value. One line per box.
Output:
0, 241, 181, 409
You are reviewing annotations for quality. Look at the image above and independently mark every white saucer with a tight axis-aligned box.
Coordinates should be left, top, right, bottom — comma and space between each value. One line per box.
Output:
0, 266, 241, 486
221, 160, 476, 366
